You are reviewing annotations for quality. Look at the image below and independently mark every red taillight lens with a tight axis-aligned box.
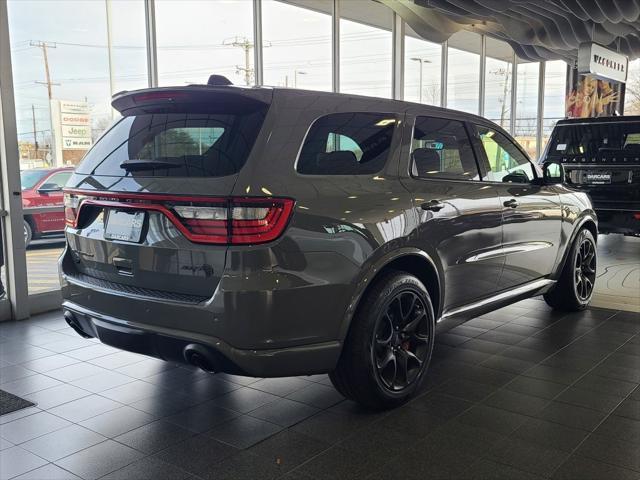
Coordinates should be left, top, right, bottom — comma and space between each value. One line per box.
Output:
64, 190, 295, 245
231, 199, 294, 244
64, 192, 81, 227
172, 198, 294, 245
634, 212, 640, 220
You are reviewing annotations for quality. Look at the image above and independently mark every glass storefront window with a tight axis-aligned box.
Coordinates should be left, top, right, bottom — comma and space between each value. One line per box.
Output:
625, 58, 640, 115
262, 0, 332, 91
340, 0, 393, 98
108, 0, 148, 95
156, 0, 254, 87
447, 31, 481, 113
542, 60, 567, 153
404, 26, 442, 105
515, 59, 540, 158
8, 0, 146, 295
484, 37, 513, 130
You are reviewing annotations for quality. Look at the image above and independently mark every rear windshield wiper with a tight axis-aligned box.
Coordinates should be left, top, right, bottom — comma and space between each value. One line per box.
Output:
119, 159, 184, 171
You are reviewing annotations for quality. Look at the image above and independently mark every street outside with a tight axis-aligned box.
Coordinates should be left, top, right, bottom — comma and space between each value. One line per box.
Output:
26, 238, 64, 294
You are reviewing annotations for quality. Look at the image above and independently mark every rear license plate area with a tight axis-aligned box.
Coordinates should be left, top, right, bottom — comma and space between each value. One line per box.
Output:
104, 210, 146, 243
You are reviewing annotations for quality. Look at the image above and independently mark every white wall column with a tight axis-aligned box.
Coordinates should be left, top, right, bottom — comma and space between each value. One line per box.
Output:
392, 13, 404, 100
253, 0, 264, 86
440, 40, 448, 107
510, 52, 517, 135
144, 0, 158, 87
478, 35, 486, 117
0, 0, 30, 320
536, 61, 546, 159
332, 0, 340, 93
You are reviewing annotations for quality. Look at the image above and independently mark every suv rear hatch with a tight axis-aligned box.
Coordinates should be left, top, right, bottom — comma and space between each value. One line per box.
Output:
545, 119, 640, 212
63, 86, 283, 302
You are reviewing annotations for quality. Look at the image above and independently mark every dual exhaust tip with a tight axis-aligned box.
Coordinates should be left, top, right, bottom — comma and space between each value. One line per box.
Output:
183, 344, 217, 373
63, 311, 93, 339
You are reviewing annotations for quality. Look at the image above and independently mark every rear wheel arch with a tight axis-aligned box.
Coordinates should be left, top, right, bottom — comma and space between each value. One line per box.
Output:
581, 219, 597, 242
554, 215, 597, 279
339, 250, 443, 344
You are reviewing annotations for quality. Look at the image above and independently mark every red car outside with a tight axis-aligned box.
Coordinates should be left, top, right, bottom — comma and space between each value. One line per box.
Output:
21, 167, 74, 246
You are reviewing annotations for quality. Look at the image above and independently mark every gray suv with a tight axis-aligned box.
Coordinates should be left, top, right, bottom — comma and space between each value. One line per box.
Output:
60, 77, 597, 409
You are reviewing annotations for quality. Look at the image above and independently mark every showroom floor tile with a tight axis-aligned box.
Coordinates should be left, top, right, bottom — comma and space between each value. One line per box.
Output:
0, 298, 639, 479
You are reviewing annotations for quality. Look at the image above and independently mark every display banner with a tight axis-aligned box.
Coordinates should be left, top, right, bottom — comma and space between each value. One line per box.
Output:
565, 68, 624, 118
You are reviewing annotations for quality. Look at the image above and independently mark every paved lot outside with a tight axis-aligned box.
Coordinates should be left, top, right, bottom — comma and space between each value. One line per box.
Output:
0, 299, 639, 479
26, 240, 64, 294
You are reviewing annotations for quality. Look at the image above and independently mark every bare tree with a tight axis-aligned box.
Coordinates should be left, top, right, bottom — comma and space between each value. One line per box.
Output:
423, 83, 441, 105
625, 73, 640, 114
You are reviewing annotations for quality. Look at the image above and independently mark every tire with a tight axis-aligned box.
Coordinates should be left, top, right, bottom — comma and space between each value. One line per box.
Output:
23, 219, 33, 248
544, 228, 597, 311
330, 271, 436, 410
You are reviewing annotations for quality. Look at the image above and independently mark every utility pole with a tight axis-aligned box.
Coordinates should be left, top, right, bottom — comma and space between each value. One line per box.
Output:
31, 104, 38, 160
224, 36, 254, 86
31, 41, 58, 100
31, 40, 60, 165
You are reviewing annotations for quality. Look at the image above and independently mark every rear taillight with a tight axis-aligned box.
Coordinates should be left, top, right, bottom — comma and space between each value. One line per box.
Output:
173, 198, 294, 244
64, 192, 82, 227
63, 190, 294, 245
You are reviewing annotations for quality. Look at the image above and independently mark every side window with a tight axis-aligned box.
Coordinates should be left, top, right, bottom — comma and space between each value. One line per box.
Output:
45, 172, 72, 188
411, 117, 479, 180
297, 113, 396, 175
476, 125, 536, 183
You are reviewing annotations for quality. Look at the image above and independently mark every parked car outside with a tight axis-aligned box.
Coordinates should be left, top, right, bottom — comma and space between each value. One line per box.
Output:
540, 116, 640, 236
21, 167, 74, 246
59, 78, 597, 409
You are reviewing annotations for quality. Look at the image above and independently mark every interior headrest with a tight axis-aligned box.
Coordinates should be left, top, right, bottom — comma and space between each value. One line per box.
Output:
412, 148, 441, 173
315, 151, 359, 175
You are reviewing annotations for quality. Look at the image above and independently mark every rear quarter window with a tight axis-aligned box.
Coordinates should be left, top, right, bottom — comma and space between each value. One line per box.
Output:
296, 112, 397, 175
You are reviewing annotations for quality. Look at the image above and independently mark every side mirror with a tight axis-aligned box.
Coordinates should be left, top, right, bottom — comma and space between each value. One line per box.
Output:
502, 170, 530, 184
37, 183, 62, 194
542, 161, 565, 184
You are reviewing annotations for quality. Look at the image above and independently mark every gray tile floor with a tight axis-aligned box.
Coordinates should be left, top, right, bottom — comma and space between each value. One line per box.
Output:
0, 297, 639, 479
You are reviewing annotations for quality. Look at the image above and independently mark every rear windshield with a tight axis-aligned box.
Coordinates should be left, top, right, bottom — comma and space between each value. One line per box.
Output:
76, 109, 267, 177
548, 121, 640, 159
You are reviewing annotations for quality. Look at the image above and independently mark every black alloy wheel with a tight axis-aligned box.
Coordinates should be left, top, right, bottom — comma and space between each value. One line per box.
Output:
544, 227, 597, 311
329, 271, 436, 410
574, 233, 596, 301
373, 290, 430, 392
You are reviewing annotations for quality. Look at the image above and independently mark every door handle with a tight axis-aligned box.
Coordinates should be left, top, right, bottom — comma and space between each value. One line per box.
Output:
503, 199, 519, 208
421, 200, 445, 212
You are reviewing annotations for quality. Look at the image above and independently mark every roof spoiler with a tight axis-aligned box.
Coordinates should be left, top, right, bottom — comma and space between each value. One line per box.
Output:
111, 85, 272, 115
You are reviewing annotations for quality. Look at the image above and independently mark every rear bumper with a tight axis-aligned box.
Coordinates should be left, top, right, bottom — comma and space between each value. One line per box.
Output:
63, 301, 341, 377
594, 209, 640, 235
